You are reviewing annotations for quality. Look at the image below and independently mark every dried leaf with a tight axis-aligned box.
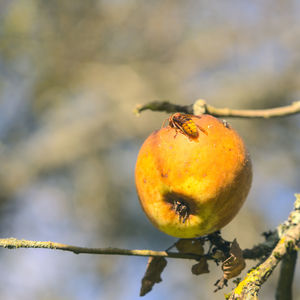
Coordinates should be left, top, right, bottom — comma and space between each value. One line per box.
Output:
140, 257, 167, 296
222, 239, 246, 280
175, 238, 204, 255
191, 257, 209, 275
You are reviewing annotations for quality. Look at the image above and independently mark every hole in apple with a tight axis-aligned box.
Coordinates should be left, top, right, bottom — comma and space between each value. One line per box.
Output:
163, 192, 196, 223
173, 200, 190, 223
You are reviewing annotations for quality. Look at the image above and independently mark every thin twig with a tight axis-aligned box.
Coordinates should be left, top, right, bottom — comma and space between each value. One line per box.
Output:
135, 99, 300, 119
0, 236, 282, 261
0, 225, 294, 261
0, 238, 199, 260
203, 100, 300, 118
134, 101, 193, 115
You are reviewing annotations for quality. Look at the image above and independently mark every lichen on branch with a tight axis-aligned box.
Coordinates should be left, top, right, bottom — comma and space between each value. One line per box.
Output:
228, 194, 300, 299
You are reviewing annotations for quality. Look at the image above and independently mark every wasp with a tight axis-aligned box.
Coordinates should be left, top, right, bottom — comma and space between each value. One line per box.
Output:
173, 199, 190, 223
164, 113, 207, 139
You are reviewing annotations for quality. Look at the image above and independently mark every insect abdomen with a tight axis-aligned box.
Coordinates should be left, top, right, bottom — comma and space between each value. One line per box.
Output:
182, 120, 199, 137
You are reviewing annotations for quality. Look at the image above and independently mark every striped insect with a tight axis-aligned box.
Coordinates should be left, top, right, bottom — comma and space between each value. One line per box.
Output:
173, 199, 190, 223
165, 113, 207, 139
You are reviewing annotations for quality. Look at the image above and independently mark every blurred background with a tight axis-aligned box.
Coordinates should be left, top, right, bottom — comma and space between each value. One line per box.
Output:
0, 0, 299, 299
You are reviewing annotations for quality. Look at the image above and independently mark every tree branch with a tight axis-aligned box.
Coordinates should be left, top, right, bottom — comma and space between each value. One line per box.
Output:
228, 194, 300, 299
135, 99, 300, 118
199, 100, 300, 118
228, 224, 300, 299
0, 235, 284, 261
0, 236, 264, 261
135, 101, 193, 114
275, 250, 298, 300
0, 238, 200, 260
242, 231, 278, 260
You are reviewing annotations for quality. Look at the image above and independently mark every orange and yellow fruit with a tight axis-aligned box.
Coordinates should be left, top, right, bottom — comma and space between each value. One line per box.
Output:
135, 114, 252, 238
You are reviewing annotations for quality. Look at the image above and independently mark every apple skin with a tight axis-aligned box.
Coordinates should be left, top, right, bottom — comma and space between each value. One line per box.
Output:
135, 114, 252, 238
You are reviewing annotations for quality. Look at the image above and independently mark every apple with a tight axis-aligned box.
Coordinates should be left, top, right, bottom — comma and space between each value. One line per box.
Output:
135, 114, 252, 238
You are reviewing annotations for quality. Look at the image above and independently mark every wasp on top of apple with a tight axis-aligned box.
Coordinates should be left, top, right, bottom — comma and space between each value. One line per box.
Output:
163, 112, 208, 139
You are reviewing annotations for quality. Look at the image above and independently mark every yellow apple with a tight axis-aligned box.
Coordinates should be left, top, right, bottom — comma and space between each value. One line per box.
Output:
135, 114, 252, 238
